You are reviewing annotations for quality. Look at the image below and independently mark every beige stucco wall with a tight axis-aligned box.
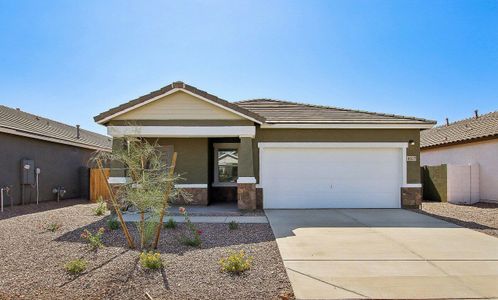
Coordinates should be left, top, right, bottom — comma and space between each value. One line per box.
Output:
421, 139, 498, 202
252, 128, 422, 184
114, 91, 245, 121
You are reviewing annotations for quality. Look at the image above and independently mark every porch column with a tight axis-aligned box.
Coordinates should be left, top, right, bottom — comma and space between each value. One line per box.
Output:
237, 136, 256, 210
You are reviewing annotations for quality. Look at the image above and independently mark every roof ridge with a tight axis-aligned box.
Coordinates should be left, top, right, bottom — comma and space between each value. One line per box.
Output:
236, 98, 436, 123
429, 110, 498, 130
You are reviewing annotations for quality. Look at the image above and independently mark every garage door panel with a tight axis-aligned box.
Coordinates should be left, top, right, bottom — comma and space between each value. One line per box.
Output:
261, 146, 402, 209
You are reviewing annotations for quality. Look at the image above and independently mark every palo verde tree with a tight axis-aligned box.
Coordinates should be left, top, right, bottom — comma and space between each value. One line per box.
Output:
93, 136, 187, 249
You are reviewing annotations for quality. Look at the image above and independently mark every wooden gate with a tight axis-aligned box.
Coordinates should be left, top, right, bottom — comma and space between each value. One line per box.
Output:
90, 168, 110, 202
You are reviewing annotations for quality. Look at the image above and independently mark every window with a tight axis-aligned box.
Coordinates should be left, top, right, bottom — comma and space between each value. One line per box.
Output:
213, 143, 239, 187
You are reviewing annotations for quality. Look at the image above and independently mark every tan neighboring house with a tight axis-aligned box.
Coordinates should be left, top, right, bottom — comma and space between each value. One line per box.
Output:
94, 81, 435, 210
421, 111, 498, 203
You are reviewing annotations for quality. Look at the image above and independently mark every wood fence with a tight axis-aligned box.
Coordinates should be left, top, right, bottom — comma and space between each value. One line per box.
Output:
90, 168, 111, 202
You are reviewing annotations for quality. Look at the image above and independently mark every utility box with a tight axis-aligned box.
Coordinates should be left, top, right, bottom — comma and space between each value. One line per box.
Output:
21, 159, 35, 185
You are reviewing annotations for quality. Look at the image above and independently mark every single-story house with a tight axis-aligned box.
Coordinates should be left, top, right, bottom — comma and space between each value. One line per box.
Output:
0, 105, 111, 206
94, 82, 435, 209
421, 110, 498, 203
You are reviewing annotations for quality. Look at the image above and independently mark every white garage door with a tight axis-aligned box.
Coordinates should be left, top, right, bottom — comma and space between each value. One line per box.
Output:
260, 143, 404, 208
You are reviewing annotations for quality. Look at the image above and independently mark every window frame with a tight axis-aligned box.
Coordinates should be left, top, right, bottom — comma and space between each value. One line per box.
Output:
213, 143, 240, 187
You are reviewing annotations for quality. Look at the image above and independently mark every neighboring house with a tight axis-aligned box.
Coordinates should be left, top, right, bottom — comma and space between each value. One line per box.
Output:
94, 81, 435, 210
421, 111, 498, 203
0, 105, 111, 205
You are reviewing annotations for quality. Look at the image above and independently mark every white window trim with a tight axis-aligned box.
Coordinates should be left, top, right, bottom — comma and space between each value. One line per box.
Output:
213, 143, 240, 187
258, 142, 410, 189
107, 126, 255, 138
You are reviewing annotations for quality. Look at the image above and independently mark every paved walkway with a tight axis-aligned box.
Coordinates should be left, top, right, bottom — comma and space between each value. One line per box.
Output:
122, 213, 268, 224
266, 209, 498, 300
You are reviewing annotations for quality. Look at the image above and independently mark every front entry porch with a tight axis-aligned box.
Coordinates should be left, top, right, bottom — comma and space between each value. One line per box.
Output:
108, 125, 260, 210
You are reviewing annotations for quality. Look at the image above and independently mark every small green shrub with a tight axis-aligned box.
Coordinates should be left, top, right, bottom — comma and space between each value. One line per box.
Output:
164, 217, 177, 229
64, 259, 87, 275
228, 220, 239, 230
107, 218, 120, 230
46, 222, 62, 232
178, 207, 202, 247
219, 250, 252, 275
81, 227, 105, 250
179, 235, 202, 247
94, 197, 108, 216
139, 251, 163, 269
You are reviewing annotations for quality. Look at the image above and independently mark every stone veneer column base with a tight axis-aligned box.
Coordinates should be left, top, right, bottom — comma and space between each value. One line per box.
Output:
401, 187, 422, 208
256, 188, 263, 209
237, 183, 256, 210
171, 188, 208, 205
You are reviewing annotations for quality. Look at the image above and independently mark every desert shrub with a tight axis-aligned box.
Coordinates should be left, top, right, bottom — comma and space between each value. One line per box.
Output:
178, 207, 202, 247
94, 197, 108, 216
81, 227, 105, 250
45, 222, 62, 232
107, 218, 120, 230
139, 251, 163, 269
64, 259, 87, 275
141, 218, 159, 249
219, 250, 253, 275
228, 220, 239, 230
164, 217, 177, 229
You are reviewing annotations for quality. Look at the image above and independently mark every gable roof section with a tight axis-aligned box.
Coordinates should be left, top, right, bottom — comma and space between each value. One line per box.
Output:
236, 99, 435, 126
94, 82, 265, 124
0, 105, 111, 151
421, 110, 498, 149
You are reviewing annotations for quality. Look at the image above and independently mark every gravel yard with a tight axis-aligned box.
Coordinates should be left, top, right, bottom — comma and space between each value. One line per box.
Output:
418, 201, 498, 238
0, 199, 293, 300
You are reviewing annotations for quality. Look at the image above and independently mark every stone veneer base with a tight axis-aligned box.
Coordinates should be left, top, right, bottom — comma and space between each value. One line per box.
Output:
237, 183, 257, 210
171, 188, 208, 205
401, 187, 422, 208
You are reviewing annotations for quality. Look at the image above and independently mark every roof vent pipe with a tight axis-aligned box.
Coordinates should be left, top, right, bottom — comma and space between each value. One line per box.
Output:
474, 109, 479, 118
76, 125, 80, 139
445, 118, 449, 126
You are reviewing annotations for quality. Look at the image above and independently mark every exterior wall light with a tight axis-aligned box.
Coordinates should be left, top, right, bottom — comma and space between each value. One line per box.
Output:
409, 140, 415, 146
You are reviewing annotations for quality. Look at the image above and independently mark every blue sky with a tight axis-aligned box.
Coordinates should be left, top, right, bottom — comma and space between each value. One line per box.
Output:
0, 0, 497, 135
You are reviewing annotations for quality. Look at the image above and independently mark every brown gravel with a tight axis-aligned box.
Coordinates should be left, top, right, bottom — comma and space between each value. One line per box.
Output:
0, 200, 293, 300
417, 201, 498, 238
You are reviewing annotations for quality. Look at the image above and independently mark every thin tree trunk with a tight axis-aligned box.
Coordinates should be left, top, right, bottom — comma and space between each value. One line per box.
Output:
140, 211, 145, 249
96, 159, 135, 249
152, 152, 177, 249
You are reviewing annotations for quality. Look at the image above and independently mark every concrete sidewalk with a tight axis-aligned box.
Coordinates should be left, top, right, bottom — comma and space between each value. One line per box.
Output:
266, 209, 498, 300
122, 213, 268, 224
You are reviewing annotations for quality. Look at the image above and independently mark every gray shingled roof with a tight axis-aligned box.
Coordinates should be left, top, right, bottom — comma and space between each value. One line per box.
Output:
421, 111, 498, 149
95, 82, 434, 126
0, 105, 112, 151
236, 99, 435, 124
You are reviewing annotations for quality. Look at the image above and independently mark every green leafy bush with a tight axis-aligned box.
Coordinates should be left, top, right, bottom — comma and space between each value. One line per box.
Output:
45, 222, 62, 232
164, 217, 177, 229
107, 218, 120, 230
64, 259, 87, 275
81, 227, 105, 250
228, 220, 239, 230
94, 197, 108, 216
219, 250, 253, 275
139, 251, 163, 269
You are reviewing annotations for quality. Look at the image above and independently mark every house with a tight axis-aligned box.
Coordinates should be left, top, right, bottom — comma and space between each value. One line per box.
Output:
421, 110, 498, 203
94, 82, 435, 209
0, 105, 111, 206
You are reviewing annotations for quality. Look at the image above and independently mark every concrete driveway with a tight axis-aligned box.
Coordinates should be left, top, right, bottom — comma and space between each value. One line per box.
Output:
266, 209, 498, 300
